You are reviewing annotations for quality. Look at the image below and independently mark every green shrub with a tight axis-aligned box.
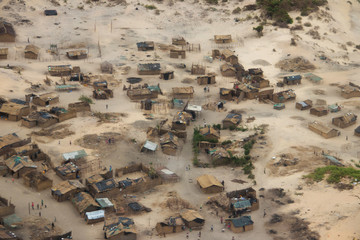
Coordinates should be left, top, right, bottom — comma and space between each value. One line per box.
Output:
213, 124, 221, 130
256, 0, 326, 25
236, 126, 248, 132
79, 95, 93, 104
232, 7, 241, 14
305, 166, 360, 183
243, 163, 254, 174
221, 140, 232, 145
205, 0, 218, 4
193, 157, 200, 166
253, 25, 264, 36
145, 4, 157, 9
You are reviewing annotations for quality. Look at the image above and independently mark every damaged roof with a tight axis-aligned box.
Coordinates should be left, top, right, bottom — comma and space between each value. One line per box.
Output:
199, 126, 220, 138
160, 132, 179, 146
224, 113, 242, 125
172, 87, 194, 94
5, 155, 37, 172
172, 111, 192, 124
0, 22, 15, 37
333, 112, 357, 124
92, 178, 117, 193
104, 217, 136, 238
138, 63, 160, 71
180, 209, 204, 222
86, 174, 104, 185
25, 45, 40, 54
0, 133, 21, 150
72, 192, 100, 214
51, 180, 85, 195
55, 162, 79, 177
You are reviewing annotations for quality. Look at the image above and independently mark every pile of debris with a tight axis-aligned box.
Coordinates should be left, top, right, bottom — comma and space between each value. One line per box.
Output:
75, 132, 122, 149
92, 112, 127, 123
161, 192, 193, 211
268, 214, 320, 240
32, 124, 75, 139
202, 102, 226, 112
273, 153, 298, 167
275, 57, 316, 72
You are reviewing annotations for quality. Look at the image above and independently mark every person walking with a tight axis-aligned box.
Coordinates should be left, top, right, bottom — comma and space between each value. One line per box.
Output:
41, 199, 44, 207
31, 202, 34, 210
263, 209, 267, 218
220, 216, 223, 224
211, 225, 213, 231
198, 231, 201, 238
186, 232, 189, 239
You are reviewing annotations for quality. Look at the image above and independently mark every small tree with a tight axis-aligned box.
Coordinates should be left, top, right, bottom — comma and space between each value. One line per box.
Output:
253, 25, 264, 37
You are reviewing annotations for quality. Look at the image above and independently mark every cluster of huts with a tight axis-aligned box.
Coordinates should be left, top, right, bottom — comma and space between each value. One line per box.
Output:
0, 92, 91, 128
0, 133, 54, 192
156, 175, 256, 235
48, 162, 180, 239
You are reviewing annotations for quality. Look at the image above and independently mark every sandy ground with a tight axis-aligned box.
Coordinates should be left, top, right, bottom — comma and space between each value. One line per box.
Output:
0, 0, 360, 239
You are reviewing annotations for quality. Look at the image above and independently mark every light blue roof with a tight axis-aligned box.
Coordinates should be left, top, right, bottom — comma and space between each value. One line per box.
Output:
143, 140, 157, 151
85, 210, 105, 220
63, 149, 87, 160
96, 198, 114, 208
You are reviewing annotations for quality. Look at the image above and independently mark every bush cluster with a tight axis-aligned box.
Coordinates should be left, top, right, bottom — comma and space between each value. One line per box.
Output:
256, 0, 327, 25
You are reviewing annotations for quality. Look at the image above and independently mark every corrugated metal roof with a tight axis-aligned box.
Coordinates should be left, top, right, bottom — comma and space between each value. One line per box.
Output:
85, 210, 104, 220
63, 149, 87, 160
186, 104, 202, 112
233, 200, 251, 209
138, 63, 160, 71
227, 216, 253, 228
96, 198, 114, 208
143, 140, 157, 151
